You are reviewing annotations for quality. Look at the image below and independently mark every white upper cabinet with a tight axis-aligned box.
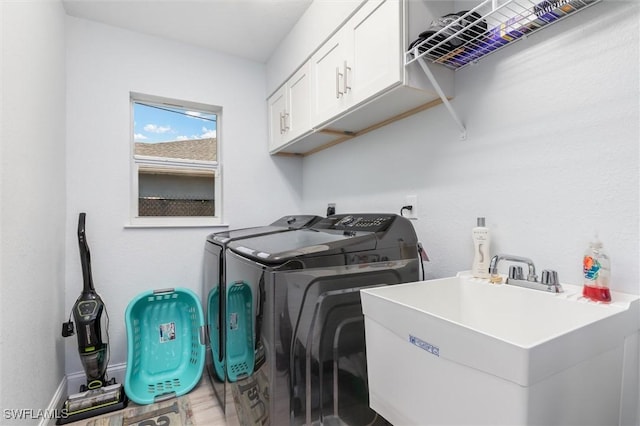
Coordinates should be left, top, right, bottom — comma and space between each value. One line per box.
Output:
268, 85, 287, 152
309, 31, 349, 128
310, 0, 401, 128
268, 61, 312, 153
268, 0, 454, 155
341, 0, 401, 111
286, 63, 311, 144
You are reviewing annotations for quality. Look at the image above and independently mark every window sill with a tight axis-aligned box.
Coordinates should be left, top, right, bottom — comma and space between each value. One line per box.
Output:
125, 217, 228, 229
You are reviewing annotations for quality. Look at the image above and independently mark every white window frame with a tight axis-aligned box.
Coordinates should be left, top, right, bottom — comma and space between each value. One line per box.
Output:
128, 92, 223, 228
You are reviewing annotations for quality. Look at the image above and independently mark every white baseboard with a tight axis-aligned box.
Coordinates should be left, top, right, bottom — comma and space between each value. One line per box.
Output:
39, 376, 67, 426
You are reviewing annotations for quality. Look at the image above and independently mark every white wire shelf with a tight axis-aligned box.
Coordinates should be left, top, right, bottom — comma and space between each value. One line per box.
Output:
406, 0, 603, 71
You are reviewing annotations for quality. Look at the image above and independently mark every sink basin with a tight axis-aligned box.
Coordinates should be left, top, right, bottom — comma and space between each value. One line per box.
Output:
361, 273, 640, 425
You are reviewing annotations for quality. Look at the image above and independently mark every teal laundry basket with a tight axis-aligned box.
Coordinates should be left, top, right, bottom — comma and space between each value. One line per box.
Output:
124, 287, 205, 405
226, 281, 254, 382
207, 287, 225, 381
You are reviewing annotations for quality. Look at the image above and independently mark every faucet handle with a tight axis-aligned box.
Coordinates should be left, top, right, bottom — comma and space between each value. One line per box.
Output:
540, 269, 559, 286
508, 265, 524, 280
541, 270, 563, 292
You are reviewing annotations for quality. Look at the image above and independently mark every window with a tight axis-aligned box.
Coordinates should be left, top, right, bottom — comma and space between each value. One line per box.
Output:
130, 93, 222, 226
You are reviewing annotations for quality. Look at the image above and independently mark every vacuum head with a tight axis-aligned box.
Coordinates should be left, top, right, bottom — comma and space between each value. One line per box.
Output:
57, 382, 127, 425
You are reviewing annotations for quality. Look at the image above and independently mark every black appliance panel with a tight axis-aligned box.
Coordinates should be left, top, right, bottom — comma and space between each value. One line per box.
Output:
311, 213, 395, 232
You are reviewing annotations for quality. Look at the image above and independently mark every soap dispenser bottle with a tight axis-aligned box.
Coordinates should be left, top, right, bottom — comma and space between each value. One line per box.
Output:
582, 234, 611, 302
471, 217, 490, 278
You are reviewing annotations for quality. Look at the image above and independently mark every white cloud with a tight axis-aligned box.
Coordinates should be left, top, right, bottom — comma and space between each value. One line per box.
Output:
200, 126, 216, 138
134, 133, 148, 141
144, 124, 171, 133
176, 136, 189, 141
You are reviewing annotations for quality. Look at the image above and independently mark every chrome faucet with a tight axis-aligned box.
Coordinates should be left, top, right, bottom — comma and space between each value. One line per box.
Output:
489, 254, 563, 293
489, 254, 537, 281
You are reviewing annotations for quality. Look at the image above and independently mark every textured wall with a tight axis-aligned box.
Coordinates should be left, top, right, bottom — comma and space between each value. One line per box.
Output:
64, 16, 304, 375
1, 1, 67, 421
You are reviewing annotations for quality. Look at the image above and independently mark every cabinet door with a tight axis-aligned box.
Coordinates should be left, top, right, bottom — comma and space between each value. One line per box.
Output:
286, 62, 311, 142
344, 0, 402, 107
310, 29, 349, 127
268, 86, 286, 152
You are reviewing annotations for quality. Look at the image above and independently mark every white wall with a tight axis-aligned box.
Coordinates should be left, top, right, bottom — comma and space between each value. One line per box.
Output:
64, 17, 304, 375
0, 0, 67, 420
303, 1, 639, 296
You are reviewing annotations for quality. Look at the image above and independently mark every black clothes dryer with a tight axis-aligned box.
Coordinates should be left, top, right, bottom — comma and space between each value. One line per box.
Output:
223, 214, 420, 425
203, 215, 322, 411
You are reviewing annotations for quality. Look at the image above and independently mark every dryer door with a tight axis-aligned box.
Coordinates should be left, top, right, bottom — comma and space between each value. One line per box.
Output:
284, 259, 418, 426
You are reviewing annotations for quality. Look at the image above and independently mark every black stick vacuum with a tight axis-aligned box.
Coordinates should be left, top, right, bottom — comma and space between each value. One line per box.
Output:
58, 213, 127, 424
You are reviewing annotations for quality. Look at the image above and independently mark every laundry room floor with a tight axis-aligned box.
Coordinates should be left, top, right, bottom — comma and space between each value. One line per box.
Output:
63, 378, 239, 426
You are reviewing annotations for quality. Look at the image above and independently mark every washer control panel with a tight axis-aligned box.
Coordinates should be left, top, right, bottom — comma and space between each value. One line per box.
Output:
314, 214, 395, 232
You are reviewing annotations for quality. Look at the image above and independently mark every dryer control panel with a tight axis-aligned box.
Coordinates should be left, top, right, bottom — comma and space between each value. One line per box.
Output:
313, 214, 395, 233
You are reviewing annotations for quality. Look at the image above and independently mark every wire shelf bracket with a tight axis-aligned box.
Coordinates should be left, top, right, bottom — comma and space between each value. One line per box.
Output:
406, 0, 603, 140
415, 56, 467, 140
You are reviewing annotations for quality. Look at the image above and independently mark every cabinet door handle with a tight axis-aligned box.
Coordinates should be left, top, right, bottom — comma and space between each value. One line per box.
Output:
335, 67, 344, 99
283, 112, 290, 131
279, 112, 285, 134
343, 61, 351, 93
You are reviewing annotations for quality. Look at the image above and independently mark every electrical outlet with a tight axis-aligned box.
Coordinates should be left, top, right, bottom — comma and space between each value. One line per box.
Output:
404, 195, 418, 220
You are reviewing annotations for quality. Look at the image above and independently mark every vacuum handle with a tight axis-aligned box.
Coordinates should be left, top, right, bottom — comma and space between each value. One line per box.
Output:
78, 213, 95, 293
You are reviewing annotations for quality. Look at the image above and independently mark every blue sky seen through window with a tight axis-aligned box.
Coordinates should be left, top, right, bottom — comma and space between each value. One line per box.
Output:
133, 102, 217, 144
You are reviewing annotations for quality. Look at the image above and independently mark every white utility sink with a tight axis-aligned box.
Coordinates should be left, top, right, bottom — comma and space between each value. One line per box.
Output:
361, 273, 640, 426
